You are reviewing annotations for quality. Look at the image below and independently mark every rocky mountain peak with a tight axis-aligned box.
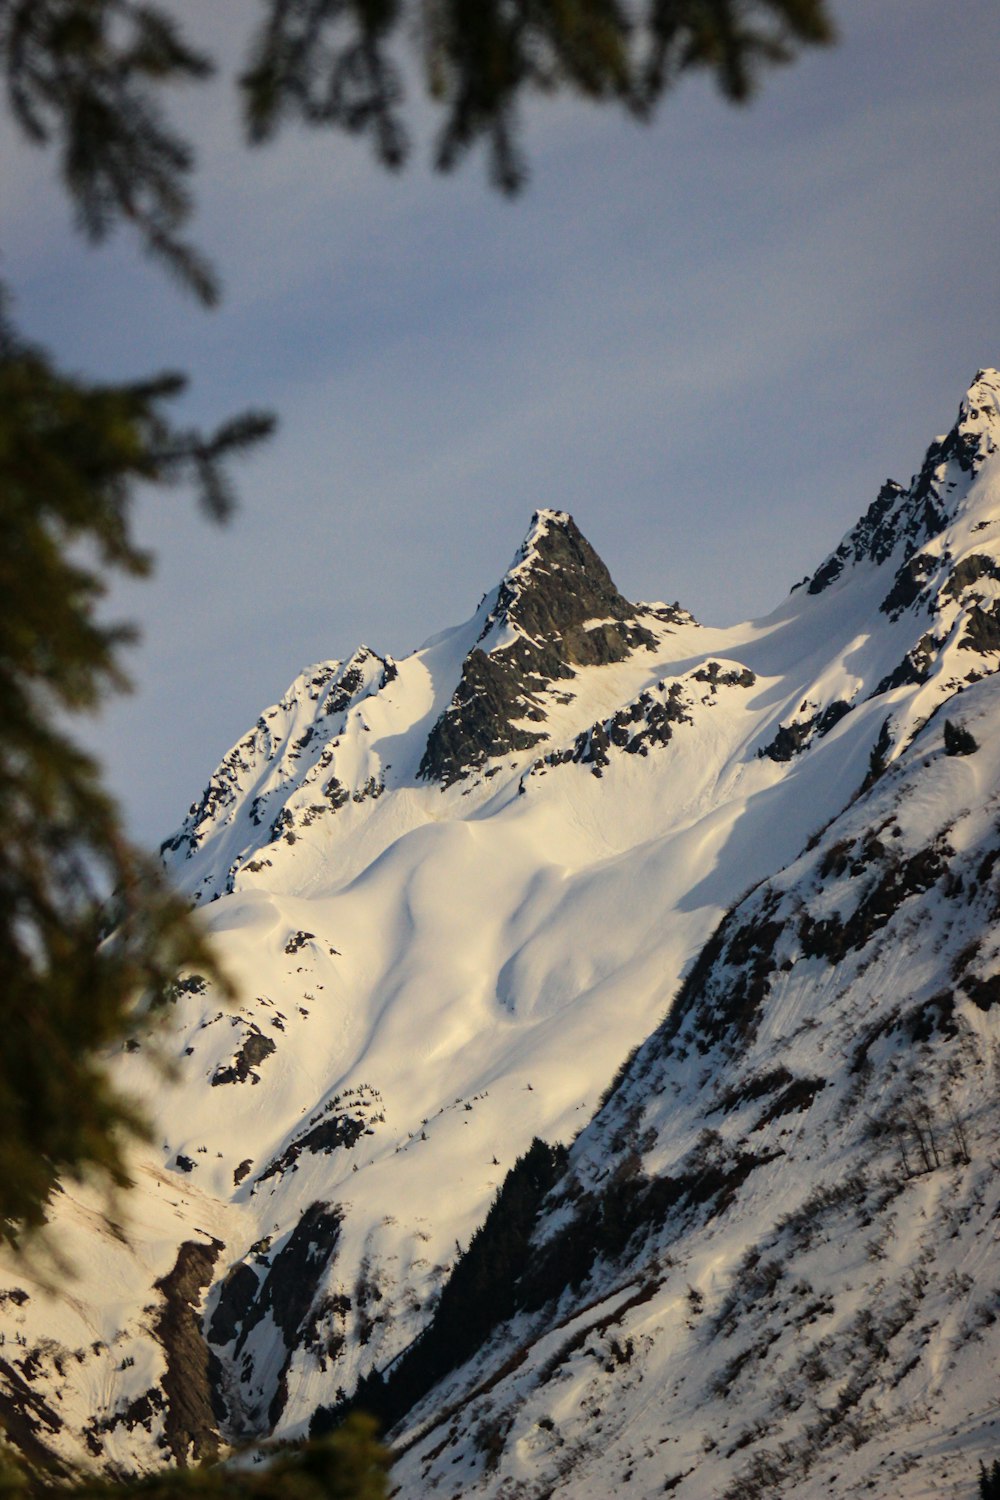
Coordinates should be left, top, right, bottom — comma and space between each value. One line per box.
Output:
159, 644, 396, 902
807, 368, 1000, 597
477, 509, 637, 648
419, 512, 664, 785
956, 366, 1000, 439
917, 365, 999, 486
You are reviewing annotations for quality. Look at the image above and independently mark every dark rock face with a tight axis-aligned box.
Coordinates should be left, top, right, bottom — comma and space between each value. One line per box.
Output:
0, 1356, 69, 1477
231, 1202, 344, 1429
479, 511, 637, 643
210, 1025, 276, 1086
760, 700, 851, 762
153, 1238, 225, 1465
98, 1388, 167, 1441
964, 972, 1000, 1011
798, 844, 949, 966
650, 831, 947, 1077
880, 552, 938, 618
420, 513, 660, 785
807, 482, 905, 594
751, 1076, 826, 1129
419, 644, 556, 782
960, 602, 1000, 653
879, 548, 1000, 628
161, 648, 395, 874
257, 1111, 367, 1186
234, 1203, 343, 1356
284, 930, 315, 955
692, 661, 756, 691
207, 1264, 260, 1348
873, 634, 937, 696
546, 681, 693, 775
943, 552, 1000, 599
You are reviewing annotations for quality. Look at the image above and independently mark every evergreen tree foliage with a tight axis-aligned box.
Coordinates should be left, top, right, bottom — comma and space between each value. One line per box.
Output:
981, 1458, 1000, 1500
944, 718, 979, 756
0, 1416, 389, 1498
2, 0, 834, 252
241, 0, 833, 192
313, 1138, 568, 1436
0, 308, 272, 1243
0, 0, 218, 301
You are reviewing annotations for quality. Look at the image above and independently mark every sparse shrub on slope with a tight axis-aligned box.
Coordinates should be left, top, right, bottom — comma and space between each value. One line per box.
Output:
945, 719, 979, 755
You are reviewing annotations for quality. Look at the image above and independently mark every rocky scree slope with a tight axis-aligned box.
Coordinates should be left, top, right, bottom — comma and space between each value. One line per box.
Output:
0, 373, 998, 1493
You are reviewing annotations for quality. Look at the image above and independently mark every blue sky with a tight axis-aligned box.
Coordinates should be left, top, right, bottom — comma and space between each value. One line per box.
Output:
3, 0, 998, 847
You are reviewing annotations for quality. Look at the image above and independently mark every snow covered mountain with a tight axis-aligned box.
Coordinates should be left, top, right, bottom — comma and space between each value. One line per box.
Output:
2, 370, 998, 1496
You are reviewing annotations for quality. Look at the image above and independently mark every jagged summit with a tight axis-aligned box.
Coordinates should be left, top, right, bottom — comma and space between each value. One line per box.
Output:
960, 366, 1000, 435
161, 379, 1000, 902
477, 509, 638, 647
756, 371, 1000, 771
419, 511, 690, 784
807, 368, 1000, 596
161, 644, 396, 902
158, 511, 702, 901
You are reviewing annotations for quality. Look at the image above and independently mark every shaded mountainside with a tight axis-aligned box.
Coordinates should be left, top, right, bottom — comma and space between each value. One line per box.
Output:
1, 372, 999, 1496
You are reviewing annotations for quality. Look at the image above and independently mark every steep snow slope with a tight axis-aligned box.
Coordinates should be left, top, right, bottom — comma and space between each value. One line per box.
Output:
390, 674, 1000, 1500
0, 372, 997, 1485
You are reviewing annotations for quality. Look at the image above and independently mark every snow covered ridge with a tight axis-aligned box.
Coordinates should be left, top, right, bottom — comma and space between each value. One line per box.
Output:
162, 370, 1000, 902
1, 372, 999, 1495
160, 646, 396, 905
159, 506, 701, 901
806, 366, 999, 594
